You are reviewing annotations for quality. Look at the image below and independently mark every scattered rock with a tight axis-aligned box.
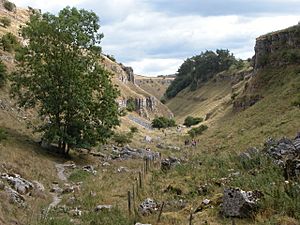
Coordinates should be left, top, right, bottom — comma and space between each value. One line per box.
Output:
144, 136, 152, 143
1, 173, 33, 195
222, 188, 263, 218
111, 145, 160, 160
0, 180, 5, 190
139, 198, 159, 216
32, 180, 45, 192
102, 162, 110, 167
95, 204, 112, 212
69, 208, 82, 217
117, 167, 129, 173
197, 184, 210, 196
161, 157, 181, 171
82, 165, 97, 175
202, 199, 211, 205
135, 223, 152, 225
4, 187, 25, 205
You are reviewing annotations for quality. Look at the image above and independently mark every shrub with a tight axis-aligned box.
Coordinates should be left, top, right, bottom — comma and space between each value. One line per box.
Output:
1, 33, 19, 52
129, 126, 138, 133
107, 54, 116, 62
0, 128, 8, 142
152, 116, 176, 129
183, 116, 203, 127
231, 92, 239, 100
112, 132, 133, 146
0, 17, 11, 27
0, 60, 6, 87
126, 98, 136, 112
188, 124, 208, 137
3, 1, 16, 12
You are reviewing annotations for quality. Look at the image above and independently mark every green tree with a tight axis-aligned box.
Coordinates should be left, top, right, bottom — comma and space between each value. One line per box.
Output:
1, 33, 19, 52
0, 60, 6, 87
3, 0, 16, 12
152, 116, 176, 129
11, 7, 120, 155
183, 116, 203, 127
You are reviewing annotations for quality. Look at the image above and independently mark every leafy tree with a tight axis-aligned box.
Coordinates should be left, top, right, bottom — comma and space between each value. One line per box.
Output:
3, 0, 16, 12
129, 126, 138, 133
0, 60, 6, 87
0, 17, 11, 28
11, 7, 120, 155
1, 33, 19, 52
152, 116, 176, 129
183, 116, 203, 127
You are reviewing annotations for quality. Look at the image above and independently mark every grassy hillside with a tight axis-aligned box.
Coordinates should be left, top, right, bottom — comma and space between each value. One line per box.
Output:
135, 75, 174, 100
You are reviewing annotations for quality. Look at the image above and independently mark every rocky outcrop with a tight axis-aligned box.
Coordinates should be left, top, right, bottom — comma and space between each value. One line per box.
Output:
222, 188, 263, 218
233, 95, 263, 111
253, 24, 300, 70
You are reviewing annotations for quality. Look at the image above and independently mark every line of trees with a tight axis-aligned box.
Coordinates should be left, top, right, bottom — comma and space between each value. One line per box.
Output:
165, 49, 238, 98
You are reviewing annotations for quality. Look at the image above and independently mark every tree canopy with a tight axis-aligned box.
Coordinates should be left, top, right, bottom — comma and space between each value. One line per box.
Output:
11, 7, 120, 154
165, 49, 237, 98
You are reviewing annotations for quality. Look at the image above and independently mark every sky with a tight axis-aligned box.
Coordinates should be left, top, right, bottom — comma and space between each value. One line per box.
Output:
14, 0, 300, 76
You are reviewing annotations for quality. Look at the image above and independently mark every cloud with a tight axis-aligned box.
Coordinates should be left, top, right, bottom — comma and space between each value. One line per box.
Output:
12, 0, 300, 76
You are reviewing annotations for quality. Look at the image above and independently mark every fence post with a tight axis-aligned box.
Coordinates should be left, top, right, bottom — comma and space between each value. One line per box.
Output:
138, 171, 142, 189
128, 191, 131, 216
189, 208, 193, 225
157, 201, 165, 223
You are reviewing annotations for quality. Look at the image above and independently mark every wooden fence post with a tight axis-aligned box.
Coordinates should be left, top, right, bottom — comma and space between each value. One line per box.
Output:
128, 191, 131, 216
189, 209, 193, 225
138, 171, 142, 189
157, 201, 165, 223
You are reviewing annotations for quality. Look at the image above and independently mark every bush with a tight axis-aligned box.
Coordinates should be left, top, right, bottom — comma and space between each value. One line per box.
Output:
0, 60, 6, 87
1, 33, 19, 52
183, 116, 203, 127
126, 98, 136, 112
3, 1, 16, 12
112, 132, 133, 146
0, 128, 8, 142
0, 17, 11, 27
107, 54, 116, 62
129, 126, 138, 133
152, 116, 176, 129
188, 124, 208, 137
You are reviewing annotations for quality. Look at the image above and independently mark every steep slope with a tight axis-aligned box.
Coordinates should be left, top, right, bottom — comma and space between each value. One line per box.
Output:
135, 75, 174, 100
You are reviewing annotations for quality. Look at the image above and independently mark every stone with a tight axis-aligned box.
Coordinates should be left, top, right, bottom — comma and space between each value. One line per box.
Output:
69, 208, 82, 217
222, 188, 263, 218
4, 186, 25, 205
1, 173, 33, 195
95, 204, 112, 212
135, 223, 152, 225
239, 147, 259, 160
50, 185, 63, 194
161, 157, 181, 171
164, 185, 182, 195
32, 180, 45, 192
102, 162, 110, 167
139, 198, 159, 216
117, 167, 129, 173
82, 165, 97, 175
0, 180, 5, 190
144, 135, 152, 143
202, 199, 211, 205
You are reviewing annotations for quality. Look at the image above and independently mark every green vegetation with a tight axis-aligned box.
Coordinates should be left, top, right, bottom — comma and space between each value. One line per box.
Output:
183, 116, 203, 127
152, 116, 176, 129
126, 98, 136, 112
106, 54, 116, 62
3, 0, 16, 12
112, 132, 133, 146
69, 169, 90, 182
0, 128, 8, 142
165, 49, 238, 98
11, 7, 120, 155
1, 33, 19, 52
0, 17, 11, 28
188, 124, 208, 137
0, 60, 6, 87
129, 126, 138, 133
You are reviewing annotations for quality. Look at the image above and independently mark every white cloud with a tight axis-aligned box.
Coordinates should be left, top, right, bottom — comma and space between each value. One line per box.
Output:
12, 0, 300, 76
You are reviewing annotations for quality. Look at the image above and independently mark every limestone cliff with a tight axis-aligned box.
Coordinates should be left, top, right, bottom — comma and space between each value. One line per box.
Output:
254, 24, 300, 70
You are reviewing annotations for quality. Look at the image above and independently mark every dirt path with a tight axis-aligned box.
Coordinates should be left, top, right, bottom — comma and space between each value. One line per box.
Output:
46, 163, 67, 213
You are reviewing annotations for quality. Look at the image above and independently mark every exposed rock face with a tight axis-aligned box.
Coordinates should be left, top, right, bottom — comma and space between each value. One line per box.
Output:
1, 173, 33, 195
139, 198, 159, 216
123, 66, 135, 84
253, 24, 300, 70
110, 145, 160, 160
223, 188, 263, 218
161, 157, 181, 171
264, 136, 300, 179
233, 95, 263, 111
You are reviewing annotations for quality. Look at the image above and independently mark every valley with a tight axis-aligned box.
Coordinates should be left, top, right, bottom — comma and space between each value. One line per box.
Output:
0, 1, 300, 225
